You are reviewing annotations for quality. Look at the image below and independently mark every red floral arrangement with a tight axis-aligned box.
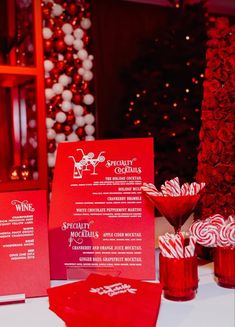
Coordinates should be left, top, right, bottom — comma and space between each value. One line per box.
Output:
195, 17, 235, 218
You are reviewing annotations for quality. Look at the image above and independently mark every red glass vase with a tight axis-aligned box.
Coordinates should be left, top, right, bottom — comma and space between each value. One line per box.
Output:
214, 246, 235, 289
144, 194, 200, 233
159, 253, 198, 301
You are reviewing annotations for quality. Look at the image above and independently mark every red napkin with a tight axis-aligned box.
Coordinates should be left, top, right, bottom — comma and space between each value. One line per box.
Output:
48, 274, 162, 327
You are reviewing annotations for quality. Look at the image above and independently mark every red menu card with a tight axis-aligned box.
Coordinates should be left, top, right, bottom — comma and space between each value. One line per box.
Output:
0, 190, 50, 298
49, 138, 155, 280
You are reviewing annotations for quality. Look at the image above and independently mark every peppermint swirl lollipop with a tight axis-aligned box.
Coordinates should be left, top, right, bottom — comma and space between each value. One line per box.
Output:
210, 214, 225, 229
189, 220, 218, 247
219, 220, 235, 247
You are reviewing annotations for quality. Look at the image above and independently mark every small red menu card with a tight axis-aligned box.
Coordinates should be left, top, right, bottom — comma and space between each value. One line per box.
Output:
48, 273, 162, 327
49, 138, 155, 280
0, 190, 50, 298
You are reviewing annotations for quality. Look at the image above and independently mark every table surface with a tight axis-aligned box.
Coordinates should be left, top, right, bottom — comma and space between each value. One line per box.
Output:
0, 260, 234, 327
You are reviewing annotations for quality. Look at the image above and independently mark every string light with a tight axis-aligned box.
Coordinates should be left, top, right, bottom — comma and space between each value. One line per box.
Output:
200, 73, 204, 78
128, 107, 133, 112
185, 88, 190, 93
186, 35, 190, 40
163, 115, 169, 120
182, 116, 187, 120
130, 101, 134, 105
134, 119, 141, 125
171, 132, 176, 137
165, 83, 170, 87
136, 93, 140, 98
173, 102, 177, 107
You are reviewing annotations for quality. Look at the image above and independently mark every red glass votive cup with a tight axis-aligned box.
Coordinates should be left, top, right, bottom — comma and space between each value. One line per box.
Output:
159, 253, 198, 301
214, 246, 235, 289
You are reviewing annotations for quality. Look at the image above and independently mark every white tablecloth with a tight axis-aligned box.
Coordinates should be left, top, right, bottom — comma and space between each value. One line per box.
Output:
0, 260, 234, 327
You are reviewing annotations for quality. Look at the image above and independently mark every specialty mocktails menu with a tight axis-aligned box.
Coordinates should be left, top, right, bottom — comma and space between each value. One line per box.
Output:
49, 138, 155, 280
0, 190, 50, 298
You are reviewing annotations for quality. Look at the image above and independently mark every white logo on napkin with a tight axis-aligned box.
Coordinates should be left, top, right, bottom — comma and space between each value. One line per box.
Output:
89, 283, 137, 297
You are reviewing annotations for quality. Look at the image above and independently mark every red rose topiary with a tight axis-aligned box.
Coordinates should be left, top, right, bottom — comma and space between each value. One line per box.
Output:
195, 17, 235, 219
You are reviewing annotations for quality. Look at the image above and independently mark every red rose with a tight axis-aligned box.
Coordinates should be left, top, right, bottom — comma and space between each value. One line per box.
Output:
226, 44, 235, 54
202, 96, 218, 109
211, 140, 224, 154
213, 108, 227, 120
204, 79, 221, 93
201, 110, 214, 120
202, 193, 217, 207
208, 154, 220, 165
216, 194, 227, 206
206, 48, 218, 60
213, 67, 229, 82
224, 56, 235, 72
224, 172, 233, 183
207, 27, 220, 39
215, 17, 229, 30
206, 57, 221, 70
230, 186, 235, 194
217, 126, 233, 142
221, 151, 233, 164
204, 128, 218, 141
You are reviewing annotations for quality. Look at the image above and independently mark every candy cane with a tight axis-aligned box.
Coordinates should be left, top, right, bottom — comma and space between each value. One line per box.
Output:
185, 236, 197, 258
165, 177, 181, 196
181, 183, 190, 196
159, 236, 174, 258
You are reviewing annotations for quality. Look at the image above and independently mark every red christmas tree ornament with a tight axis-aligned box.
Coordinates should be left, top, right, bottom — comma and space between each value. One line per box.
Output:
65, 51, 74, 63
68, 3, 78, 16
73, 73, 82, 84
53, 122, 63, 133
64, 124, 73, 135
44, 40, 53, 53
48, 140, 57, 153
72, 94, 82, 104
66, 66, 75, 76
54, 27, 64, 39
55, 39, 66, 53
76, 127, 85, 138
66, 112, 75, 125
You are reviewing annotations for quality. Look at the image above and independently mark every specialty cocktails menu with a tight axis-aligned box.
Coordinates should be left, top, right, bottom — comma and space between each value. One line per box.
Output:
0, 190, 50, 298
49, 138, 155, 280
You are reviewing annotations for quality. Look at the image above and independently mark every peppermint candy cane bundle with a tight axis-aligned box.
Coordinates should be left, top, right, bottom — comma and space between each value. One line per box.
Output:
159, 232, 197, 258
141, 177, 205, 197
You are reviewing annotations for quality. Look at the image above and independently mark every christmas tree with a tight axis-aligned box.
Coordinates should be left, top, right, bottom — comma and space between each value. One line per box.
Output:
120, 0, 208, 187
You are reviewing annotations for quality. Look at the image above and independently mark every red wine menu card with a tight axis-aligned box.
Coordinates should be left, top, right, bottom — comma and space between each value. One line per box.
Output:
0, 190, 50, 298
49, 138, 155, 280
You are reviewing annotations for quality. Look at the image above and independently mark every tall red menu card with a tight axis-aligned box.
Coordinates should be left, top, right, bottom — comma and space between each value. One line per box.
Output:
0, 190, 50, 298
49, 138, 155, 280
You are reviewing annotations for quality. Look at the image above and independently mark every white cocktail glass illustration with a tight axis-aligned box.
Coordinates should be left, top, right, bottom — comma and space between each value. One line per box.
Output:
68, 156, 87, 178
76, 149, 94, 171
89, 151, 105, 175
